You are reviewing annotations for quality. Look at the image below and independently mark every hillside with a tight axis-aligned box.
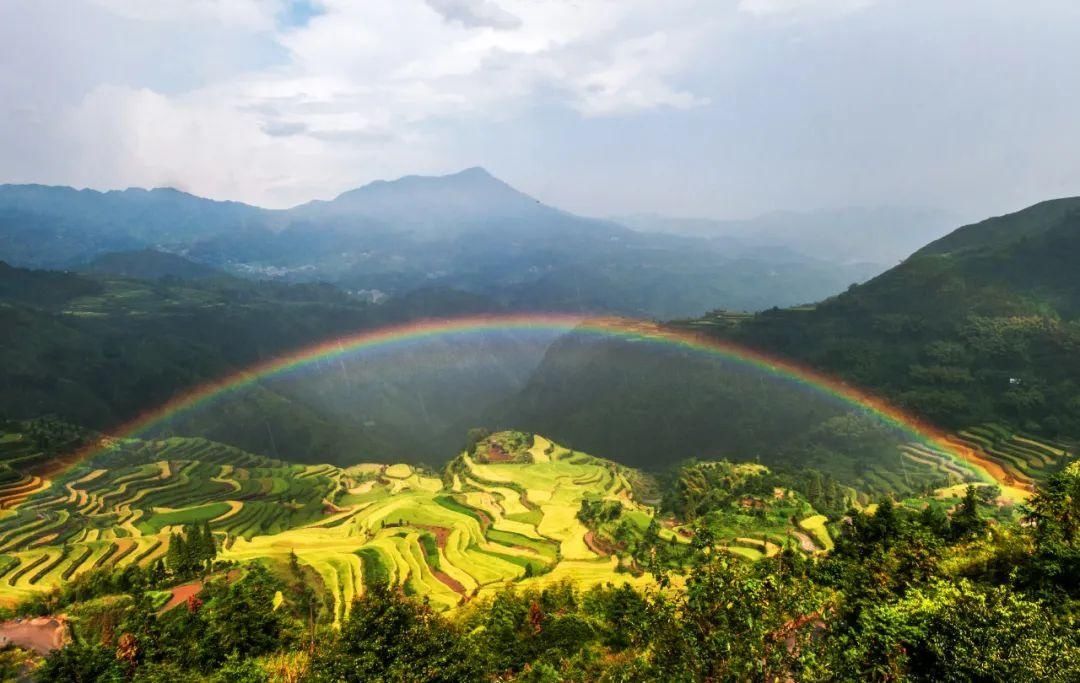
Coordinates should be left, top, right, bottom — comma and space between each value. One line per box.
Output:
691, 197, 1080, 438
485, 199, 1080, 494
80, 249, 224, 281
0, 264, 559, 465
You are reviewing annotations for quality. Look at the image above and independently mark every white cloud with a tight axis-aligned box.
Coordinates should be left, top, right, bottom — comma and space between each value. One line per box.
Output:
738, 0, 875, 16
5, 0, 1079, 219
24, 0, 716, 206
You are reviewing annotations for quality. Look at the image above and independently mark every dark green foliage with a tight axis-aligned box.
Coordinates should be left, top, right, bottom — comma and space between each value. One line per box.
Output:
1023, 463, 1080, 595
464, 428, 491, 456
165, 523, 218, 579
308, 582, 482, 682
36, 642, 122, 682
950, 485, 985, 540
646, 550, 830, 681
576, 499, 623, 526
848, 580, 1079, 681
202, 565, 286, 661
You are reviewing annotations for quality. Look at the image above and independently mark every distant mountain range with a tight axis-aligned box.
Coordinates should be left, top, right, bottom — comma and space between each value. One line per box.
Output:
0, 169, 896, 318
616, 206, 958, 266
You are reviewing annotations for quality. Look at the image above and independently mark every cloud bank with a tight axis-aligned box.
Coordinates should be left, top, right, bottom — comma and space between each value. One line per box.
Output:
2, 0, 1078, 219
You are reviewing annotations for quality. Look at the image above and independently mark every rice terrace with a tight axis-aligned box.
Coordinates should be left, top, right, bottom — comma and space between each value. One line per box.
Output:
0, 414, 1065, 617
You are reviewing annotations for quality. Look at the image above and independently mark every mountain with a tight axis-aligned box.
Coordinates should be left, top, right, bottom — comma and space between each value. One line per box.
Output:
0, 171, 879, 318
694, 197, 1080, 436
617, 206, 957, 266
486, 198, 1080, 492
292, 166, 612, 239
0, 185, 271, 269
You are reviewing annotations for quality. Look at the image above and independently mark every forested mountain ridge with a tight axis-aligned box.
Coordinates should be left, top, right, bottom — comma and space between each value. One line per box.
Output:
915, 196, 1080, 257
694, 197, 1080, 437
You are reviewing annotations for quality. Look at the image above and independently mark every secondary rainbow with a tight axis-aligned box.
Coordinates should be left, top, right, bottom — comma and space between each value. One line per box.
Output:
66, 313, 1006, 487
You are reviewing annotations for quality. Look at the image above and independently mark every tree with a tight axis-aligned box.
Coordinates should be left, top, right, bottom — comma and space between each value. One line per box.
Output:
35, 643, 122, 682
648, 552, 830, 681
206, 565, 286, 660
166, 532, 186, 576
950, 485, 984, 540
308, 582, 482, 682
918, 502, 950, 539
847, 579, 1080, 681
1023, 461, 1080, 593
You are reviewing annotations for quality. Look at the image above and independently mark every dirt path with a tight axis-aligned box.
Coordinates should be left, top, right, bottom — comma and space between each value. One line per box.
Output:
0, 617, 68, 654
583, 531, 616, 556
416, 525, 467, 595
160, 570, 241, 613
790, 531, 818, 553
431, 569, 466, 595
419, 525, 452, 548
160, 581, 203, 613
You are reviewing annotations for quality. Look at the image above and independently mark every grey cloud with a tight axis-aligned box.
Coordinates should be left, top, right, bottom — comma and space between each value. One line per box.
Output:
424, 0, 521, 30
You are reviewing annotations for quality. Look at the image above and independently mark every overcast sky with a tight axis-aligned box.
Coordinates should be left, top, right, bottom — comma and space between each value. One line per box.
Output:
1, 0, 1078, 220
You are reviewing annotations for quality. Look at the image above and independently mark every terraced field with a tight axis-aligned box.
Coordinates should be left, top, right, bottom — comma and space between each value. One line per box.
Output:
0, 435, 338, 606
0, 423, 1053, 618
0, 432, 660, 621
224, 435, 658, 623
868, 427, 1071, 501
946, 424, 1074, 492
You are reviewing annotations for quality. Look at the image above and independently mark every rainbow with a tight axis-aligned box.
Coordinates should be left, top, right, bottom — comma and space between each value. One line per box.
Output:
65, 313, 1009, 489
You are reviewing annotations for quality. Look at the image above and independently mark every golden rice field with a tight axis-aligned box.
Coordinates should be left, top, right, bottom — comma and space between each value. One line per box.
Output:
0, 423, 1064, 621
0, 433, 658, 623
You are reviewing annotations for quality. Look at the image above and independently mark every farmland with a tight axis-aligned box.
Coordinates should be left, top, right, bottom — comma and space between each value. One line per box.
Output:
0, 430, 669, 621
0, 422, 1068, 623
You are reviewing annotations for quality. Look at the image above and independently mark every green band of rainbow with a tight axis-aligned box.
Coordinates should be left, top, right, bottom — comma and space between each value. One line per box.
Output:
70, 313, 1008, 488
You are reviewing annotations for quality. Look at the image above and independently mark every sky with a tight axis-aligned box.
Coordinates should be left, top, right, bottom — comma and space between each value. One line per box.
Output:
1, 0, 1079, 220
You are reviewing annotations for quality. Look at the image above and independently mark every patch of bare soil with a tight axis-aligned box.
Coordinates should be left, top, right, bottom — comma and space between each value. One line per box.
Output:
0, 617, 68, 654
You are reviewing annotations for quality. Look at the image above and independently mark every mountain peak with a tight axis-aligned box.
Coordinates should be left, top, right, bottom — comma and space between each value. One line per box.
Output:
295, 167, 552, 235
452, 166, 494, 178
334, 166, 509, 200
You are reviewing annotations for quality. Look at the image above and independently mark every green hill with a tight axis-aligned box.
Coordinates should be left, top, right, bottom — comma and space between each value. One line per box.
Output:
693, 197, 1080, 439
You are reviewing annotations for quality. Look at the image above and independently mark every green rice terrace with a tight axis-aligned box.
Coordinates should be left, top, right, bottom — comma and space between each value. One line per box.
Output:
0, 426, 904, 622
